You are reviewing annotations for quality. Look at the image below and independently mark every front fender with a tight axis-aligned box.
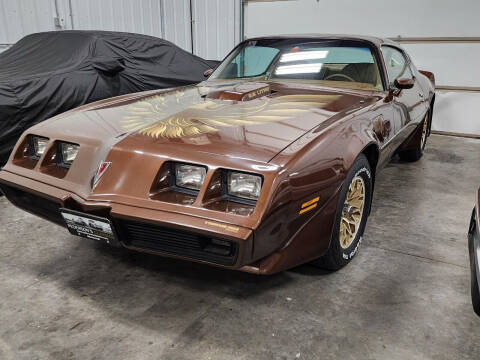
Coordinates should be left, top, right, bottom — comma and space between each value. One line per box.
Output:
253, 113, 380, 267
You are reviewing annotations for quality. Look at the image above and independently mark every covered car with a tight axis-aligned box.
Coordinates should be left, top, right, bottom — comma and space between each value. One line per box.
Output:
0, 30, 218, 165
0, 35, 435, 274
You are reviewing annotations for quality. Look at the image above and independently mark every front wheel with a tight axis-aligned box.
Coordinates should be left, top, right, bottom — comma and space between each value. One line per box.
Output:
312, 154, 373, 270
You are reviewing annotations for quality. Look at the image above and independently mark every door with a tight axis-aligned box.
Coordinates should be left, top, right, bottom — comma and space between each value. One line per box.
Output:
381, 46, 426, 129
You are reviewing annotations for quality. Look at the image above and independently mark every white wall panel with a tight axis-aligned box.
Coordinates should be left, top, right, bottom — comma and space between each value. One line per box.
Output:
434, 92, 480, 135
192, 0, 241, 60
245, 0, 480, 39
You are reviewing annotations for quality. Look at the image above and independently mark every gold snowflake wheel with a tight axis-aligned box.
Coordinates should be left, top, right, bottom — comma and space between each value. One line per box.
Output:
339, 176, 365, 249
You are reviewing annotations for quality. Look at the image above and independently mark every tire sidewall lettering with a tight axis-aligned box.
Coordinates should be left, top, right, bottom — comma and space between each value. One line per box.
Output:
354, 167, 371, 180
342, 236, 362, 260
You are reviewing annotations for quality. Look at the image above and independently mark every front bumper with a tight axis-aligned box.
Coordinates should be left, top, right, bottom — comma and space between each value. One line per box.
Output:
468, 206, 480, 314
0, 171, 255, 270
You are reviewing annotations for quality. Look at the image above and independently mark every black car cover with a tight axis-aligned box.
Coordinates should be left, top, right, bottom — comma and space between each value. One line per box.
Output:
0, 31, 219, 165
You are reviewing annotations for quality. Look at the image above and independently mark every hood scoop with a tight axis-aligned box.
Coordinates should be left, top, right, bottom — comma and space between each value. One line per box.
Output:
207, 82, 271, 101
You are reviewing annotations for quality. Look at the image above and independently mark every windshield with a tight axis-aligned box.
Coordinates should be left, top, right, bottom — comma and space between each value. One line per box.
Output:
210, 39, 383, 91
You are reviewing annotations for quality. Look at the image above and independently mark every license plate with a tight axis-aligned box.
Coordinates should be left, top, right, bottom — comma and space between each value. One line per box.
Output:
60, 208, 116, 244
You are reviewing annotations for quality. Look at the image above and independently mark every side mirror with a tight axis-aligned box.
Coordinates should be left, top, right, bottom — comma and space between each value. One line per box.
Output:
204, 69, 214, 77
394, 78, 414, 89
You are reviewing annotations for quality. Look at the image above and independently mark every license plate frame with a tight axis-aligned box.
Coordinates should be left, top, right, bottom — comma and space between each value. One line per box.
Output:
60, 208, 118, 245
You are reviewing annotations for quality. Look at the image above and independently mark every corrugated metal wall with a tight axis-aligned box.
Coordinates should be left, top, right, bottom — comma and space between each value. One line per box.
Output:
161, 0, 193, 53
0, 0, 55, 52
69, 0, 164, 37
192, 0, 241, 60
0, 0, 240, 59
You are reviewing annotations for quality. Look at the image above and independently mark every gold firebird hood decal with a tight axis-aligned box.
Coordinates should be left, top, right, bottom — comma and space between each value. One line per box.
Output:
121, 87, 340, 139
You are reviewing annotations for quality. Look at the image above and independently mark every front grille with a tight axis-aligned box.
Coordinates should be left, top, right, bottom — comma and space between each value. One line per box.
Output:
114, 219, 238, 266
0, 183, 64, 225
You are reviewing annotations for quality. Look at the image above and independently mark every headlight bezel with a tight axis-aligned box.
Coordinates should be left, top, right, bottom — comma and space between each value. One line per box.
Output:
57, 142, 79, 168
28, 135, 50, 160
172, 162, 208, 195
223, 170, 263, 205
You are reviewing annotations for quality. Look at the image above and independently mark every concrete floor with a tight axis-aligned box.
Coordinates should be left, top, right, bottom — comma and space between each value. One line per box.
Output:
0, 134, 479, 360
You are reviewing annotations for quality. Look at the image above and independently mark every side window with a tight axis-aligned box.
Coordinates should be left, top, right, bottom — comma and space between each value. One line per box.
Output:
381, 46, 412, 87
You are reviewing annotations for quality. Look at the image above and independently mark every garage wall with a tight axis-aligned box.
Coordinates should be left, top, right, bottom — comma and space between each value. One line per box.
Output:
245, 0, 480, 136
68, 0, 164, 41
69, 0, 193, 54
161, 0, 193, 53
192, 0, 242, 61
245, 0, 480, 38
0, 0, 56, 52
0, 0, 241, 60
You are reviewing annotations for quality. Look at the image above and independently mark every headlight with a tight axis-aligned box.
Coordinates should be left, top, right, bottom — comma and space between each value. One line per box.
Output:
30, 136, 49, 159
227, 171, 262, 201
175, 163, 206, 191
59, 142, 79, 166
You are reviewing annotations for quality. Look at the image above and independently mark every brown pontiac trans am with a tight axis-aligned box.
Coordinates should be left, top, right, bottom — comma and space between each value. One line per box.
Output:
0, 35, 435, 274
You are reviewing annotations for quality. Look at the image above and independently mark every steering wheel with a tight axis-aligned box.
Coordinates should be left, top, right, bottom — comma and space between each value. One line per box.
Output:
325, 73, 356, 82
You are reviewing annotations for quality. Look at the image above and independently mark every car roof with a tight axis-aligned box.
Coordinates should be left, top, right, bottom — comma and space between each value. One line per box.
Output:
246, 34, 401, 48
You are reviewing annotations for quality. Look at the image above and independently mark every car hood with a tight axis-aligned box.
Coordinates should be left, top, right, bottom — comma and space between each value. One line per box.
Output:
34, 80, 373, 164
